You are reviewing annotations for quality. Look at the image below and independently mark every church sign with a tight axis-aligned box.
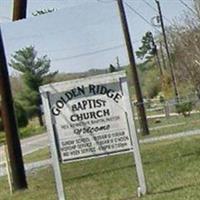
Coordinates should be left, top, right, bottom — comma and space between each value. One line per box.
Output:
40, 71, 147, 199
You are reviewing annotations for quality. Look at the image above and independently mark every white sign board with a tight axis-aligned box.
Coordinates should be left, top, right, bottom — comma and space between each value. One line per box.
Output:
40, 71, 146, 198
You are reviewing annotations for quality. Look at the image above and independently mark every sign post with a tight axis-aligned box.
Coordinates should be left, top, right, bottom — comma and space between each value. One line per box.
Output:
0, 144, 13, 193
41, 92, 66, 200
40, 71, 147, 199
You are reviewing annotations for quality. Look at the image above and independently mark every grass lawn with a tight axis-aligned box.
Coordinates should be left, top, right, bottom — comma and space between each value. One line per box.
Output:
1, 135, 200, 200
23, 147, 50, 164
137, 113, 200, 139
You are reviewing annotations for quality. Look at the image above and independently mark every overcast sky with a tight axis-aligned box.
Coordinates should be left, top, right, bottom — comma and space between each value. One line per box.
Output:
0, 0, 193, 73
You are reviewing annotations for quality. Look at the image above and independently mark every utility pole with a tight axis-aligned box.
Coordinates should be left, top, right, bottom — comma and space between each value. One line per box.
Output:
0, 0, 28, 190
12, 0, 27, 21
0, 30, 27, 190
116, 56, 120, 69
117, 0, 149, 135
154, 42, 163, 77
155, 0, 179, 100
149, 32, 163, 77
159, 41, 167, 70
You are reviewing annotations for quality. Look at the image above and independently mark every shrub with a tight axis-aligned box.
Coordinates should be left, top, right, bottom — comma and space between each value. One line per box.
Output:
0, 102, 28, 131
20, 124, 45, 138
15, 101, 29, 128
0, 101, 28, 132
176, 101, 193, 117
142, 68, 161, 99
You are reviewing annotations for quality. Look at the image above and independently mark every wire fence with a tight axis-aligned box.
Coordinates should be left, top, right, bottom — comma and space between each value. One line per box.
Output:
133, 95, 200, 137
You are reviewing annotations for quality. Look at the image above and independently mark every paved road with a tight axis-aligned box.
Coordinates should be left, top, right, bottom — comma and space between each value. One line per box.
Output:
0, 133, 49, 157
0, 133, 49, 177
20, 133, 49, 155
1, 129, 200, 177
2, 127, 200, 156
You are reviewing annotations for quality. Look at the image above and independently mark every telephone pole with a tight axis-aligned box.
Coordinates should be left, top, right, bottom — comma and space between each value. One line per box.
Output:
159, 41, 167, 70
0, 30, 27, 190
117, 0, 149, 135
12, 0, 27, 21
155, 0, 179, 100
149, 32, 163, 77
116, 56, 120, 69
0, 0, 28, 190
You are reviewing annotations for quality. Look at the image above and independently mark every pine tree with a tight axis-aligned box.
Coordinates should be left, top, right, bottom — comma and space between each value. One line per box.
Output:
136, 31, 156, 60
10, 46, 57, 126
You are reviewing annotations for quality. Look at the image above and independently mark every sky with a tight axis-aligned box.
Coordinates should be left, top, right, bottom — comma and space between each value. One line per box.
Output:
0, 0, 194, 73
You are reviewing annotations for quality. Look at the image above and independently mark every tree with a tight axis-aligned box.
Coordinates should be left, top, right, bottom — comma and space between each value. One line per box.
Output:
9, 46, 57, 126
0, 101, 28, 131
109, 64, 117, 73
136, 32, 157, 61
165, 3, 200, 99
32, 8, 55, 16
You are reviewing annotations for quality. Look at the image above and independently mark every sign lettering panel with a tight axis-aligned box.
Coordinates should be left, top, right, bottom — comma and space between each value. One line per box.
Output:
40, 71, 147, 197
41, 72, 134, 162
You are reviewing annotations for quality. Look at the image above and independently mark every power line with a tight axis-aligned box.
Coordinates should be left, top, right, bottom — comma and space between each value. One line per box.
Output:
52, 44, 125, 61
41, 39, 140, 54
178, 0, 197, 15
124, 1, 161, 33
142, 0, 157, 12
142, 0, 171, 24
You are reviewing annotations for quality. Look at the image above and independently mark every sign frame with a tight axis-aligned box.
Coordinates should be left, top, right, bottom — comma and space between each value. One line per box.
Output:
40, 71, 147, 199
0, 144, 12, 194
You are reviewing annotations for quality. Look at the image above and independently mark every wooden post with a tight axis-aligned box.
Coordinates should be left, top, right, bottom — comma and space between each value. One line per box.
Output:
0, 0, 28, 190
12, 0, 27, 21
117, 0, 149, 135
0, 29, 27, 190
155, 0, 179, 101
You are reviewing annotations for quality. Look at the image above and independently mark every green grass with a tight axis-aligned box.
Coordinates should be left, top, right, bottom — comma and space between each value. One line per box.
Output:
1, 135, 200, 199
20, 124, 45, 139
23, 147, 50, 164
136, 113, 200, 139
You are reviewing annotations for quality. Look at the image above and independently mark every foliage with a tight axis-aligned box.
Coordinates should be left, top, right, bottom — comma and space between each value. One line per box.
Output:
0, 101, 28, 131
137, 59, 155, 72
164, 2, 200, 99
32, 9, 55, 16
142, 68, 161, 99
19, 124, 45, 138
109, 64, 117, 73
159, 95, 165, 103
0, 122, 46, 144
9, 46, 57, 125
161, 72, 174, 99
10, 76, 23, 96
14, 101, 28, 127
136, 31, 156, 61
175, 101, 193, 117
